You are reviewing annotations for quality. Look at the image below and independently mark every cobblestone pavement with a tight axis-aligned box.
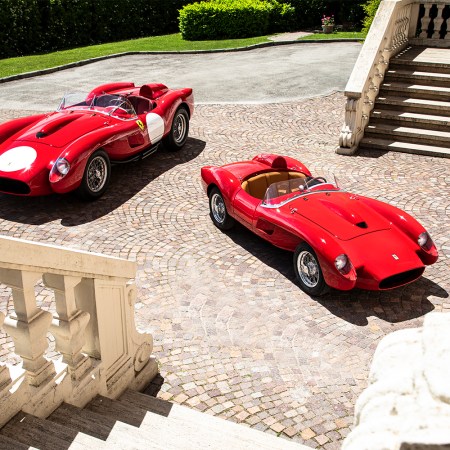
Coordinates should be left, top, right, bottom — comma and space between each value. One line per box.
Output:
0, 94, 449, 449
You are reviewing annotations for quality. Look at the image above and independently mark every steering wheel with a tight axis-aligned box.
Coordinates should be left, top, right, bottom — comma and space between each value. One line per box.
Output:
105, 105, 129, 116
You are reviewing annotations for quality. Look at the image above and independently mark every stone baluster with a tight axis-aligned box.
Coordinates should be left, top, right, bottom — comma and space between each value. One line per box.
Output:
42, 274, 91, 381
419, 3, 432, 38
0, 269, 54, 386
0, 310, 11, 389
432, 4, 445, 39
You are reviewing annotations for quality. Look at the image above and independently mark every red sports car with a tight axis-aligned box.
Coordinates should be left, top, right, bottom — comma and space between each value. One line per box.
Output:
201, 154, 438, 295
0, 81, 194, 199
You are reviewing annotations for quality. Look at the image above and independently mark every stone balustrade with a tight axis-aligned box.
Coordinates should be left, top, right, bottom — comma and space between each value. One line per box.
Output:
337, 0, 450, 155
343, 313, 450, 449
0, 235, 157, 427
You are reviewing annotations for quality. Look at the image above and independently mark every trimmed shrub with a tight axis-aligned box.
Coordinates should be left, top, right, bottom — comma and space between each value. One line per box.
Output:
179, 0, 272, 40
0, 0, 193, 59
362, 0, 381, 33
0, 0, 42, 57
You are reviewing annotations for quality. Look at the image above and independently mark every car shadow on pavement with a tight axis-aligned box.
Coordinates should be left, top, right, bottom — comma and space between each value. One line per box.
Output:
226, 223, 446, 326
0, 137, 206, 226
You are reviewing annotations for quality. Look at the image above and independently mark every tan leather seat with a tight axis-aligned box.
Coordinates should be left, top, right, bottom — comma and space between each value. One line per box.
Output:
242, 171, 305, 199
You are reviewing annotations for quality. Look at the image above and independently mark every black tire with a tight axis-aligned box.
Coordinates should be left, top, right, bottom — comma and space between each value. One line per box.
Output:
293, 242, 327, 296
209, 187, 235, 231
78, 150, 111, 200
163, 107, 189, 151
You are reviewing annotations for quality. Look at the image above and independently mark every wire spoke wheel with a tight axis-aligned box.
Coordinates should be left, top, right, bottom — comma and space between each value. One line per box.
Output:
173, 113, 187, 144
294, 243, 326, 296
208, 187, 235, 230
86, 156, 108, 193
298, 251, 319, 288
211, 193, 226, 224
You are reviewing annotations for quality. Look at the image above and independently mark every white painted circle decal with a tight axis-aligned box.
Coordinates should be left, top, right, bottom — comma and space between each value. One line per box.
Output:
145, 113, 165, 143
0, 146, 37, 172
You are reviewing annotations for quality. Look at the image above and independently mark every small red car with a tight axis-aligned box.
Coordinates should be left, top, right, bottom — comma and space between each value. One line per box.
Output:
0, 82, 194, 199
201, 154, 438, 295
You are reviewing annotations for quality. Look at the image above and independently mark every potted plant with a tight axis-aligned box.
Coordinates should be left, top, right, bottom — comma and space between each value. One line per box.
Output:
321, 15, 335, 34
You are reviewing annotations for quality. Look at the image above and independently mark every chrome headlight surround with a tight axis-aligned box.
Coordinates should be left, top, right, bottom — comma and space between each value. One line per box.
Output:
49, 157, 71, 183
418, 231, 429, 248
335, 254, 349, 272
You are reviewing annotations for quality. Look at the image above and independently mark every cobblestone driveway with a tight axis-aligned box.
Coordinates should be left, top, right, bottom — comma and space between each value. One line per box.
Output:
0, 93, 449, 449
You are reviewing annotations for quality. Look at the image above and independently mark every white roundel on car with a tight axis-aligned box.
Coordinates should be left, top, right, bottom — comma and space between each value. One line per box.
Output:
145, 113, 165, 143
0, 146, 37, 172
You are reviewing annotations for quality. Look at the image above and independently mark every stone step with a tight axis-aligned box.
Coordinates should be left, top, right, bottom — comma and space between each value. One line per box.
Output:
389, 59, 450, 75
364, 123, 450, 148
0, 412, 107, 450
379, 81, 450, 102
47, 402, 116, 441
0, 434, 38, 450
359, 137, 450, 158
86, 395, 148, 428
370, 109, 450, 132
375, 96, 450, 116
384, 68, 450, 87
113, 390, 305, 450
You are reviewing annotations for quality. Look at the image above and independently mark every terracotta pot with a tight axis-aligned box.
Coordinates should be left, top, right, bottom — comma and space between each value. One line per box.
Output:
322, 25, 334, 34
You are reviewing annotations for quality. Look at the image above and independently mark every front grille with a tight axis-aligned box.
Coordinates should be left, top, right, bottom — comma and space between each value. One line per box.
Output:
0, 177, 31, 195
379, 267, 425, 290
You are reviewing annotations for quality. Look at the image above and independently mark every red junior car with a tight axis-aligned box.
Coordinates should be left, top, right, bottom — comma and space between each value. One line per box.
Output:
0, 82, 194, 199
201, 154, 438, 295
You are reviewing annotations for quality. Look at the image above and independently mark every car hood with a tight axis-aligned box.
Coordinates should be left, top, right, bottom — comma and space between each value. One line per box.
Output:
289, 191, 391, 240
14, 111, 107, 148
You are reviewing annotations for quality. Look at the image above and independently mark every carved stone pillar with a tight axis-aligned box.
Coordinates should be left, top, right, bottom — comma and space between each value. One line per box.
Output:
0, 269, 54, 386
42, 274, 91, 381
419, 4, 432, 38
432, 5, 445, 39
0, 310, 11, 389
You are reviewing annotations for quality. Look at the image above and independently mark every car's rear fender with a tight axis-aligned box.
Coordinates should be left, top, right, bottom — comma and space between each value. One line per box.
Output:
49, 122, 136, 193
152, 90, 194, 137
0, 114, 47, 144
201, 166, 241, 213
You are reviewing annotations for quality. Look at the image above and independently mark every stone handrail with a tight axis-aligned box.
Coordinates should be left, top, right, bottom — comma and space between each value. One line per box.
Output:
0, 235, 157, 427
337, 0, 449, 155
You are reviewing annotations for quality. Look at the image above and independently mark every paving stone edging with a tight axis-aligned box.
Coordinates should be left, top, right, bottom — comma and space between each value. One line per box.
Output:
0, 38, 363, 84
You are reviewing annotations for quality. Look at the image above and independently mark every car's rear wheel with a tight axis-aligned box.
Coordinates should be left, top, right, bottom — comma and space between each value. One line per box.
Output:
78, 150, 111, 200
294, 243, 327, 296
164, 107, 189, 151
209, 187, 235, 230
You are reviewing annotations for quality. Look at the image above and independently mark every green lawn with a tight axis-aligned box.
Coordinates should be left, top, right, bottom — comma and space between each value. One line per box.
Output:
0, 31, 365, 79
298, 31, 366, 40
0, 34, 270, 79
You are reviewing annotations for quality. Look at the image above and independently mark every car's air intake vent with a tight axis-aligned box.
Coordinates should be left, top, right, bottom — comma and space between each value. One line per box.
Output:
36, 131, 47, 138
355, 221, 368, 228
0, 178, 31, 195
379, 268, 424, 290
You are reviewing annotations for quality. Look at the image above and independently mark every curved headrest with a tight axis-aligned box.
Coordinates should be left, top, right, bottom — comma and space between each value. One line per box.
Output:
253, 154, 287, 169
139, 84, 153, 99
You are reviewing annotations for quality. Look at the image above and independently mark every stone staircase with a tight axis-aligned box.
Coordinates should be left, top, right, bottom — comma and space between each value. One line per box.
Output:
359, 46, 450, 158
0, 389, 305, 450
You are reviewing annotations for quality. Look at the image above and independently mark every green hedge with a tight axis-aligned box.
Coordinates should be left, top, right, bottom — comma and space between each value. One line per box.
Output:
179, 0, 295, 40
361, 0, 381, 32
0, 0, 192, 58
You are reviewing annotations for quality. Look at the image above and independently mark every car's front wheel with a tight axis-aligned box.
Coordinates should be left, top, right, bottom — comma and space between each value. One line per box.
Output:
164, 107, 189, 151
209, 187, 235, 230
294, 243, 327, 296
78, 150, 111, 200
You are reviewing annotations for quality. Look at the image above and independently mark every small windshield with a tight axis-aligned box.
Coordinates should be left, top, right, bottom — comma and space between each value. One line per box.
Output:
262, 176, 340, 207
57, 93, 137, 120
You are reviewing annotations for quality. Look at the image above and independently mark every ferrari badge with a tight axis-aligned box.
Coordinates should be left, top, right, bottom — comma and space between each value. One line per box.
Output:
136, 120, 145, 131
